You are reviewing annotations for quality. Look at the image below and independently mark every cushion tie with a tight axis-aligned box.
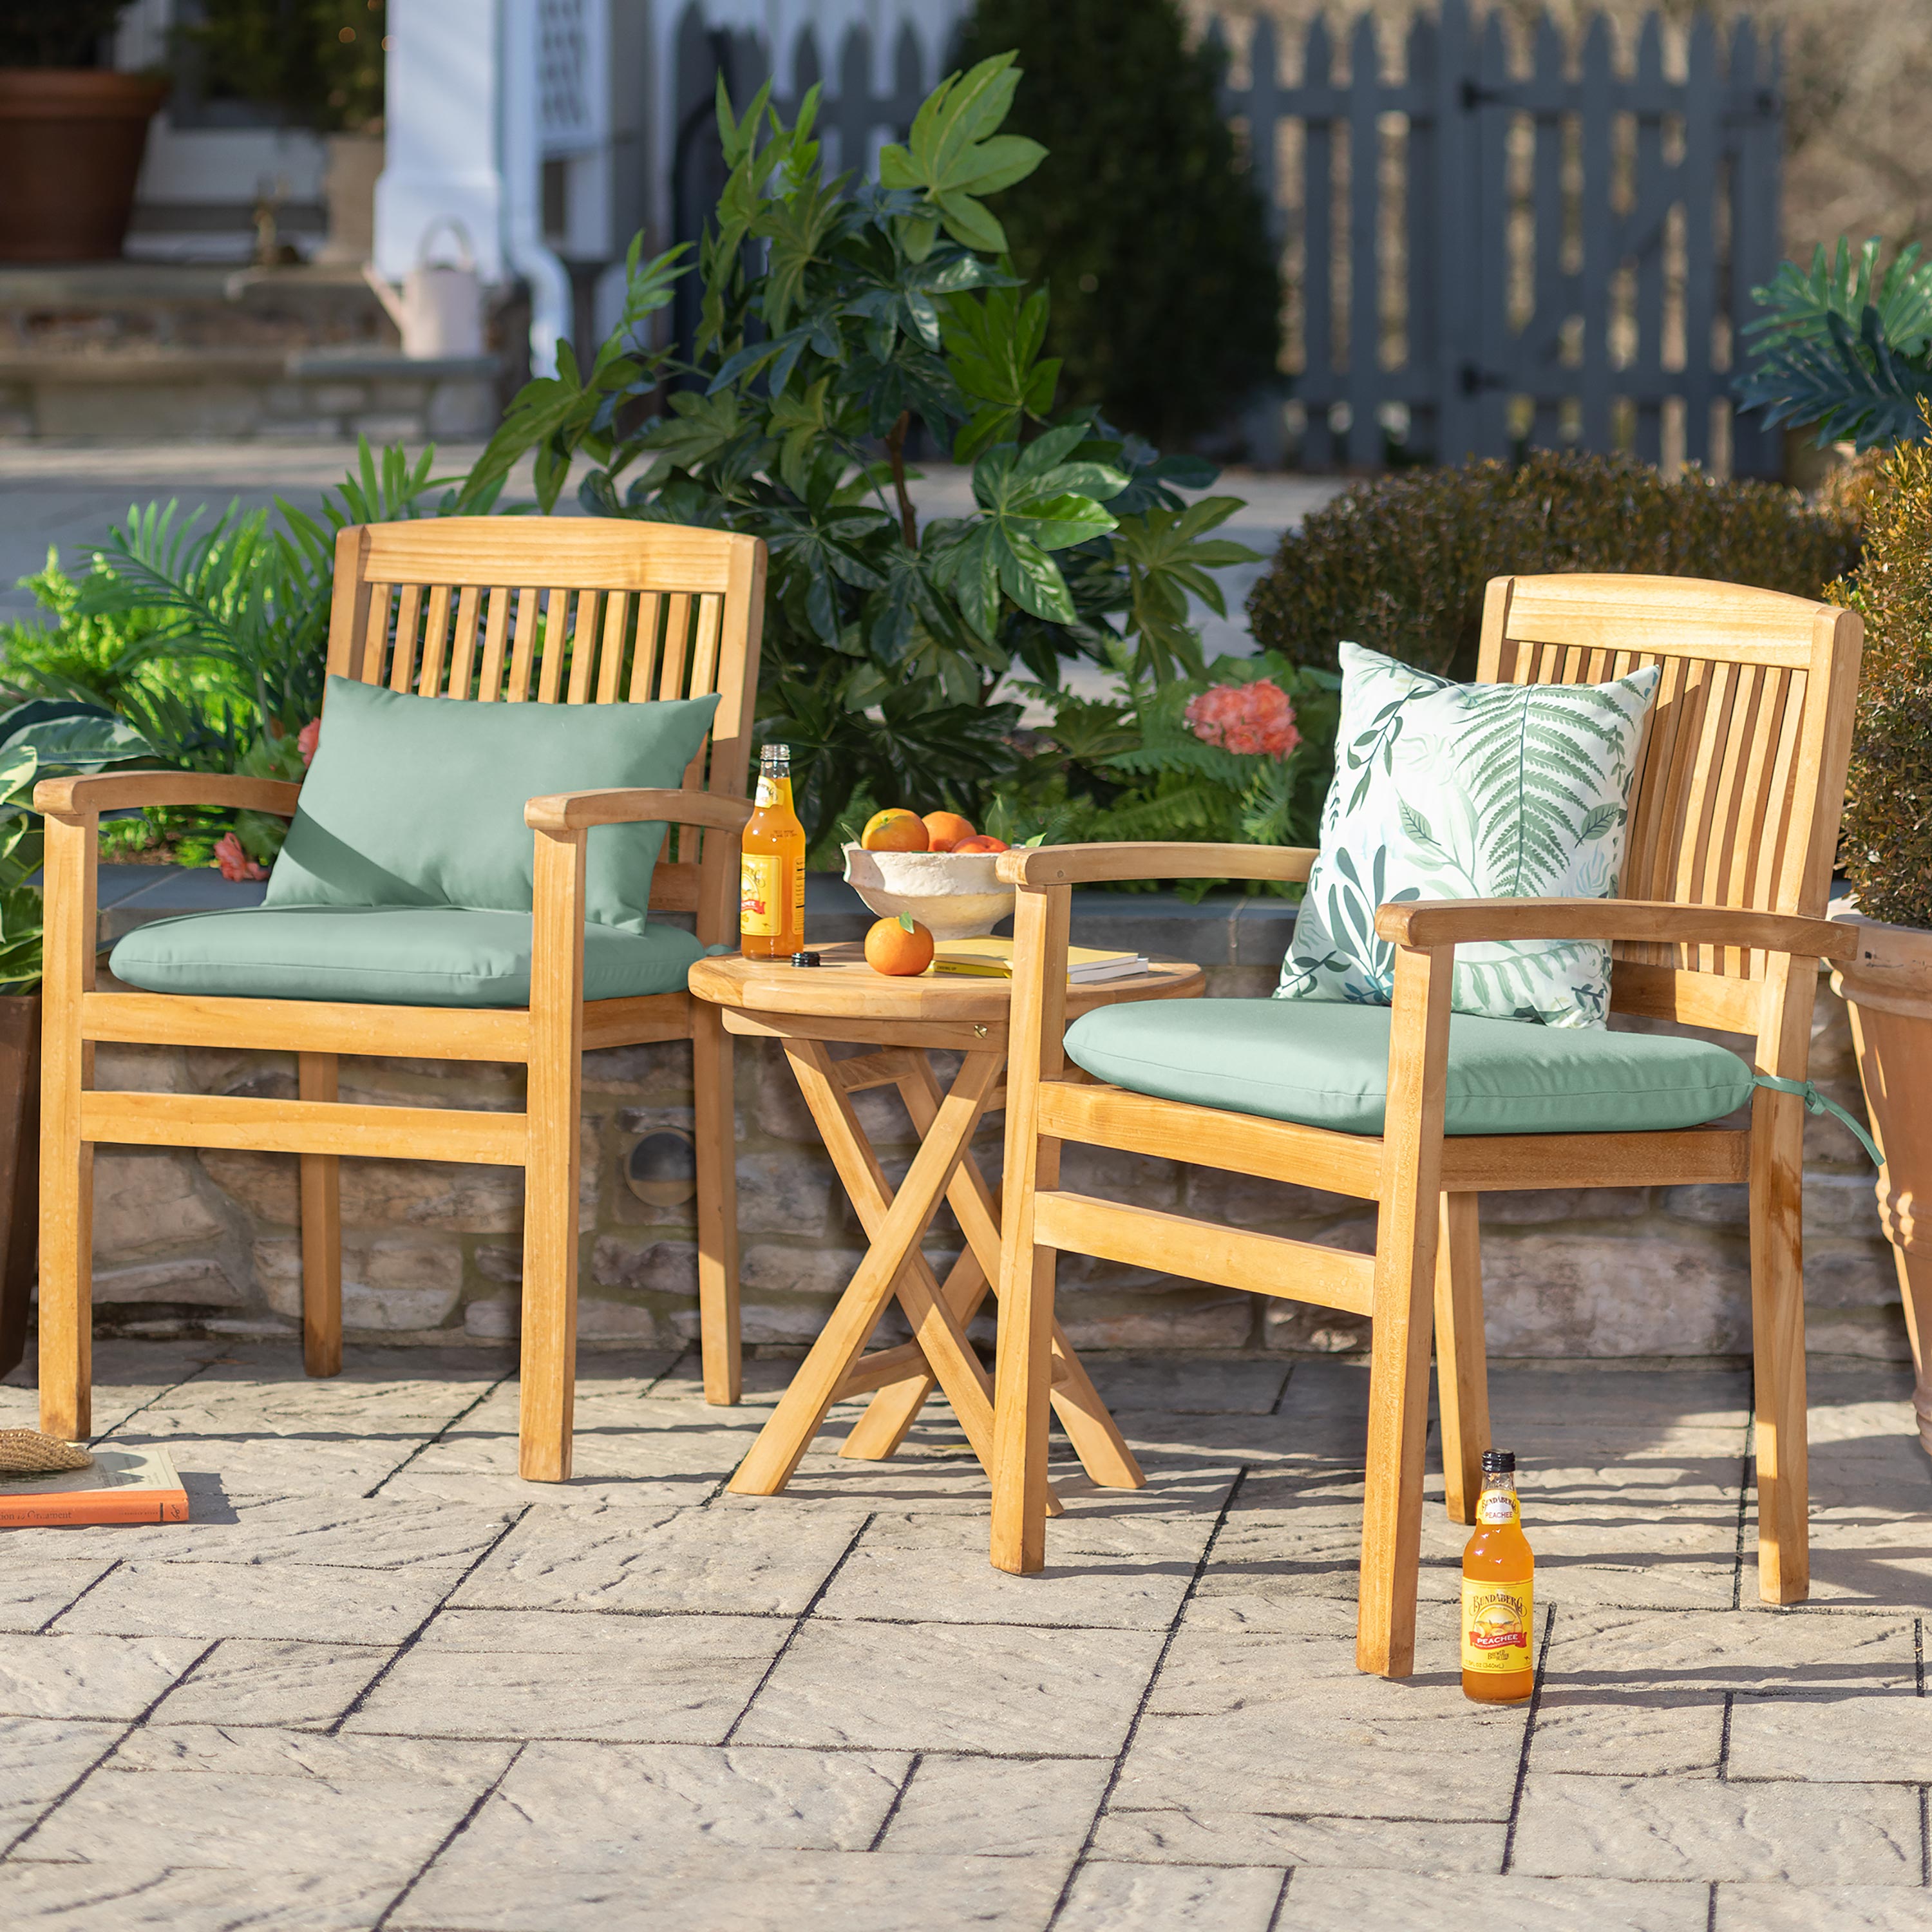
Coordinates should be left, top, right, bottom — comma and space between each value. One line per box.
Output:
1751, 1075, 1880, 1167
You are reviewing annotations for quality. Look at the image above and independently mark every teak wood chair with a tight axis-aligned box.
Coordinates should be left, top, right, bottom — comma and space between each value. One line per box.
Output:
990, 573, 1864, 1676
36, 518, 766, 1478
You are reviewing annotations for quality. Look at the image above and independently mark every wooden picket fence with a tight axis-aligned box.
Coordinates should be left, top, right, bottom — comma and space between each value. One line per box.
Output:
1213, 1, 1785, 475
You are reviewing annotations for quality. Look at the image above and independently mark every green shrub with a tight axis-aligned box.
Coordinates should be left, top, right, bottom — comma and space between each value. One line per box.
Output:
1247, 451, 1864, 681
1830, 436, 1932, 927
182, 0, 385, 133
954, 0, 1281, 450
0, 1, 132, 67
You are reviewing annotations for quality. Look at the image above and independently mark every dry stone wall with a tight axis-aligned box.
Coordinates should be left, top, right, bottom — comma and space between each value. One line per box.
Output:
66, 875, 1908, 1365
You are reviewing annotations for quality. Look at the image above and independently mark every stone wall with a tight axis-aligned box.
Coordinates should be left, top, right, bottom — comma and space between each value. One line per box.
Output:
66, 871, 1909, 1363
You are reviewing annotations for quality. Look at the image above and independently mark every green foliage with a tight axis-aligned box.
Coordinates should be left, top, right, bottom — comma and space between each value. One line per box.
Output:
1829, 430, 1932, 928
987, 650, 1338, 900
1247, 451, 1864, 681
0, 701, 162, 992
0, 1, 132, 67
1737, 238, 1932, 451
459, 55, 1260, 844
954, 0, 1282, 450
180, 0, 386, 134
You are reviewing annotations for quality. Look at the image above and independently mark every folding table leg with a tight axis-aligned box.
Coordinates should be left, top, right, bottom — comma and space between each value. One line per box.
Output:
856, 1054, 1146, 1490
728, 1046, 1012, 1497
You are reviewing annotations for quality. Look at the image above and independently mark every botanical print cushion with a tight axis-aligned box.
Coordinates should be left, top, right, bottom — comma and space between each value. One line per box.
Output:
1276, 643, 1662, 1028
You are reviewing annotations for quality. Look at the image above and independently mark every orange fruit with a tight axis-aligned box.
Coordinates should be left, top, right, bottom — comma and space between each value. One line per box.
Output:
922, 810, 976, 851
860, 808, 929, 851
865, 913, 934, 976
951, 833, 1009, 853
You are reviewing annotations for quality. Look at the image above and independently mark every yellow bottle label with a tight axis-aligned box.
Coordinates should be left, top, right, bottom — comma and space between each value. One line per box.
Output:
754, 773, 791, 811
741, 855, 782, 936
1461, 1577, 1533, 1673
792, 854, 806, 934
1478, 1491, 1519, 1526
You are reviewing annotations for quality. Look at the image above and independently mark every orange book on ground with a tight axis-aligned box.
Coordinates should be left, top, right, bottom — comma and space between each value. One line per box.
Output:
0, 1445, 188, 1528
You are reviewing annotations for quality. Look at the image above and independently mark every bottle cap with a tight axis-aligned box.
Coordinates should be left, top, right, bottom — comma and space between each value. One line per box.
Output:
790, 951, 821, 968
1481, 1449, 1515, 1474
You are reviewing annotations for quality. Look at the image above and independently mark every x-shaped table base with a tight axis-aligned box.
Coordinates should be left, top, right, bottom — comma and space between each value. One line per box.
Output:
727, 1038, 1146, 1505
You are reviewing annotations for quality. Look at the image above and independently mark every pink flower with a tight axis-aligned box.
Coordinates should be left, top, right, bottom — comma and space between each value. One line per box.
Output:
1184, 679, 1301, 759
297, 717, 321, 767
213, 832, 267, 882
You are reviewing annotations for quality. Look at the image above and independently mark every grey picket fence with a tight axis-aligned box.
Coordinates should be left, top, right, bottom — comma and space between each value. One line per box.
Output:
664, 1, 1785, 477
1214, 1, 1785, 475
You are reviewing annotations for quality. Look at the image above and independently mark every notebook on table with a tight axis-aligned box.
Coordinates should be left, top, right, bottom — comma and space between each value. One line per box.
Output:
930, 937, 1151, 984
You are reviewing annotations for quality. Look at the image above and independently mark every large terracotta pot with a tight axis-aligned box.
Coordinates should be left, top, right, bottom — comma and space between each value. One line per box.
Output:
1830, 909, 1932, 1454
0, 995, 41, 1378
0, 70, 168, 263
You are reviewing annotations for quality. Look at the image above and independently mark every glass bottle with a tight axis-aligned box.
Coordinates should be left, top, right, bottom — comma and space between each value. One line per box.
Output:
1461, 1448, 1535, 1705
739, 743, 806, 959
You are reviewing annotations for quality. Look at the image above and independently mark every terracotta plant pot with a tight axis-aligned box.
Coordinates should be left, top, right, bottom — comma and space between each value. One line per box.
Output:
0, 70, 169, 263
1830, 909, 1932, 1454
0, 995, 41, 1378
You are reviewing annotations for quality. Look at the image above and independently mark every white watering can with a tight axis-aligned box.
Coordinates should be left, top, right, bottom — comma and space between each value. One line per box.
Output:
363, 218, 486, 358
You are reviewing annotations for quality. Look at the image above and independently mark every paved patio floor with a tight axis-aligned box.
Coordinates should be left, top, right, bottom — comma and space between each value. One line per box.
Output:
0, 1342, 1927, 1931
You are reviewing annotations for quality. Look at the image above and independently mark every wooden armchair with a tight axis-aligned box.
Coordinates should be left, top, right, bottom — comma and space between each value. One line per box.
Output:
37, 518, 765, 1479
990, 574, 1864, 1676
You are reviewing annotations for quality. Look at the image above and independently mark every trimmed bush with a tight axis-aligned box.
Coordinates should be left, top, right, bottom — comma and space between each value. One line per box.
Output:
954, 0, 1281, 450
1247, 451, 1864, 681
1831, 440, 1932, 927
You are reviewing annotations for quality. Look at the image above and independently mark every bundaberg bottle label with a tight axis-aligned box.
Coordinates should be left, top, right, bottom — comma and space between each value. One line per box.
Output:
1461, 1577, 1533, 1674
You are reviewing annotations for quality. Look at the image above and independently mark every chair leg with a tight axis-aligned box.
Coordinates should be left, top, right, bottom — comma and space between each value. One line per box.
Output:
1356, 941, 1451, 1679
1750, 1102, 1809, 1603
299, 1053, 342, 1379
1434, 1193, 1489, 1526
37, 1089, 91, 1443
692, 1001, 741, 1406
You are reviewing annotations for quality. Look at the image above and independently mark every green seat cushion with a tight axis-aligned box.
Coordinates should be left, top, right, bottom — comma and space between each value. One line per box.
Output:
1065, 998, 1753, 1137
267, 676, 720, 935
109, 907, 705, 1009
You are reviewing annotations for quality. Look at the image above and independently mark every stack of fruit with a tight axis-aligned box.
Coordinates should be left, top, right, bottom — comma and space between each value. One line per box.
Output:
858, 810, 1008, 855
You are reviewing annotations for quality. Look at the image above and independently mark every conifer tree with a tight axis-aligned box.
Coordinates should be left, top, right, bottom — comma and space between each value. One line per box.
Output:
956, 0, 1282, 451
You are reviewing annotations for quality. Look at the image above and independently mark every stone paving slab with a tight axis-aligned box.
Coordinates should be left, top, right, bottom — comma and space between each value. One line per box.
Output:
0, 1341, 1926, 1929
1510, 1769, 1924, 1884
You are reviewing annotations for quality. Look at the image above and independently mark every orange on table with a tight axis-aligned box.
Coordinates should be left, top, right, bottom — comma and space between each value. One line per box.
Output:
864, 913, 934, 976
860, 808, 928, 851
951, 833, 1009, 853
922, 810, 976, 851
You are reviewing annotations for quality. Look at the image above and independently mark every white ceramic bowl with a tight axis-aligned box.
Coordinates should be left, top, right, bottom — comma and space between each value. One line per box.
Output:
842, 842, 1015, 940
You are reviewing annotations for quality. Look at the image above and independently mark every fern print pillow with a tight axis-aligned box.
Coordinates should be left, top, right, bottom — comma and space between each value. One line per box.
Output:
1276, 643, 1661, 1028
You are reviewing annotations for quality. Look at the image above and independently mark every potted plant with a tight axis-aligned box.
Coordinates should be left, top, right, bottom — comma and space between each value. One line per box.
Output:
1824, 432, 1932, 1455
0, 2, 167, 263
0, 703, 158, 1374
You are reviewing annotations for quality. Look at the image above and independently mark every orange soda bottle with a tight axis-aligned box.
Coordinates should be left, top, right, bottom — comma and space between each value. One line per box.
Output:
1461, 1448, 1534, 1704
739, 743, 806, 959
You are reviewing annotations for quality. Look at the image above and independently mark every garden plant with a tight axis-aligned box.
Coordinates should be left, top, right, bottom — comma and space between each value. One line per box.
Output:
451, 55, 1264, 844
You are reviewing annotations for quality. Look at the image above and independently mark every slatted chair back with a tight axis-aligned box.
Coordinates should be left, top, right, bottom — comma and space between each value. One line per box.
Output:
1477, 574, 1863, 1034
325, 519, 766, 949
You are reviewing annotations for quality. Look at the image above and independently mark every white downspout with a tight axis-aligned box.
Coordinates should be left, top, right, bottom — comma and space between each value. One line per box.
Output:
501, 0, 574, 379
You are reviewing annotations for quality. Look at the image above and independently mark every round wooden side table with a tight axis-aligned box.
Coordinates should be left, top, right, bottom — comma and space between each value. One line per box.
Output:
688, 942, 1205, 1505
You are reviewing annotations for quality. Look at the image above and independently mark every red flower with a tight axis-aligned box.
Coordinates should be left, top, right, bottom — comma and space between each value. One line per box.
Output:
297, 717, 321, 767
213, 832, 267, 882
1184, 679, 1301, 759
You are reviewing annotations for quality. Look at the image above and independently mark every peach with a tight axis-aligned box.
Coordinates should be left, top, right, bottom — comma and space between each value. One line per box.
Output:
950, 833, 1009, 853
922, 810, 976, 851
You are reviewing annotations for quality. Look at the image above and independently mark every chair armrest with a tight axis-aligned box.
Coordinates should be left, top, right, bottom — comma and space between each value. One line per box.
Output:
997, 842, 1318, 887
524, 788, 755, 834
33, 773, 303, 819
1373, 896, 1855, 961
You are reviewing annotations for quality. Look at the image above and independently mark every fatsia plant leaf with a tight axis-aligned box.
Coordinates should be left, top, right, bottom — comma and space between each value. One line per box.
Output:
878, 53, 1045, 258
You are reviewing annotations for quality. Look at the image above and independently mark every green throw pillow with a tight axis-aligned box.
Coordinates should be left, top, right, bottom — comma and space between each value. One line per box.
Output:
1277, 642, 1660, 1027
267, 676, 720, 934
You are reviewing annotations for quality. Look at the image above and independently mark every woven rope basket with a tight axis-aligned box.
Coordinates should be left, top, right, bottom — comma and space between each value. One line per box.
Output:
0, 1429, 93, 1476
